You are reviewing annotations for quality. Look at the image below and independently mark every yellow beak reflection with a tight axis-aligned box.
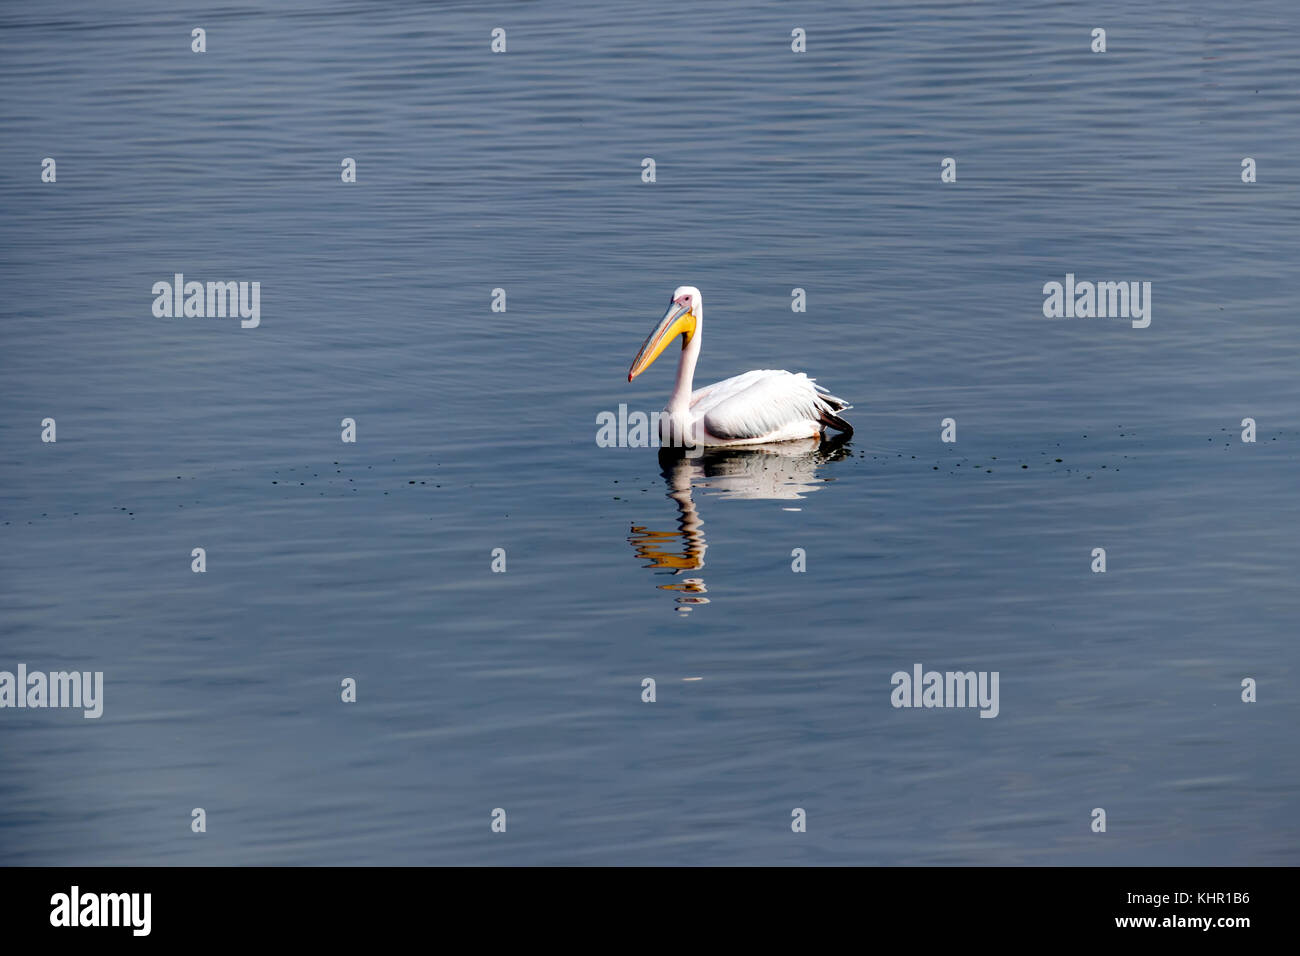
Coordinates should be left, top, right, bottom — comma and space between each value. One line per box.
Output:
628, 302, 697, 381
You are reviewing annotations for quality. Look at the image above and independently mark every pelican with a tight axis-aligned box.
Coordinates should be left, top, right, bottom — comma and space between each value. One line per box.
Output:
627, 286, 853, 447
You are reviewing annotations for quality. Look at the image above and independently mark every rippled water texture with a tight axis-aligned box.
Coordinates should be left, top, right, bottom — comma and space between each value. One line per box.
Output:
1, 1, 1297, 864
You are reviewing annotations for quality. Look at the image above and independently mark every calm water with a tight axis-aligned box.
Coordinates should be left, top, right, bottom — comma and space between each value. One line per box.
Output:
1, 0, 1298, 865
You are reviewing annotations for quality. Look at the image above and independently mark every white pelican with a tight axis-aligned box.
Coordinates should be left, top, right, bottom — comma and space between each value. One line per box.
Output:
627, 286, 853, 447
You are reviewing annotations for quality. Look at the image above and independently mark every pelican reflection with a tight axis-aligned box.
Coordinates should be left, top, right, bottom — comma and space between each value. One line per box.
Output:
628, 436, 850, 612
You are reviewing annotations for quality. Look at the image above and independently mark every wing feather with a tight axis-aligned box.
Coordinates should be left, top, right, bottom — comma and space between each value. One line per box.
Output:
698, 370, 852, 441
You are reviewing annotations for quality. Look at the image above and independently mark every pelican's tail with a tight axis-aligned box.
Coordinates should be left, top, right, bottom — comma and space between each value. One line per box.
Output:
813, 384, 853, 436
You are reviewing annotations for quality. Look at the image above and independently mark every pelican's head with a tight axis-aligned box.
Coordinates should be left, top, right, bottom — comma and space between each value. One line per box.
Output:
628, 286, 702, 381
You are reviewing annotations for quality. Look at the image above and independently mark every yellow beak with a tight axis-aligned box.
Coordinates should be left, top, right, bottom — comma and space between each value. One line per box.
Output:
628, 302, 697, 381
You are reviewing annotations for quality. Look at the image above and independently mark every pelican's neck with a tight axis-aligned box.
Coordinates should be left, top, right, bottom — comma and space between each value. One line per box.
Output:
669, 315, 701, 413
